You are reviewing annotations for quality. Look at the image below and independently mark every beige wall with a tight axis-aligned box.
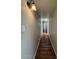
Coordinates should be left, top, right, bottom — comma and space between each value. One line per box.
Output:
49, 9, 57, 55
21, 0, 40, 59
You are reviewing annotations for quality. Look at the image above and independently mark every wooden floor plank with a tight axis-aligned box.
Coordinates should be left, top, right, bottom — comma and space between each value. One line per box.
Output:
35, 35, 57, 59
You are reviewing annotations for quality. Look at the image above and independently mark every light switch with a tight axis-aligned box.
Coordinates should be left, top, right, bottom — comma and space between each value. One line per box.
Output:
21, 25, 25, 33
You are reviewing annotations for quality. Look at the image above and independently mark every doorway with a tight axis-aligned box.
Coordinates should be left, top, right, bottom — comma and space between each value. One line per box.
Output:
41, 18, 49, 35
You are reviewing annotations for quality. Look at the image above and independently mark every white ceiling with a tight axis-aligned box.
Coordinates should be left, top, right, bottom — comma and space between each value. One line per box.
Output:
35, 0, 57, 17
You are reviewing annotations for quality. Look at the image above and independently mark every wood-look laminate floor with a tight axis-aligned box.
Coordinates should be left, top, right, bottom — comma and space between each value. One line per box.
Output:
35, 35, 57, 59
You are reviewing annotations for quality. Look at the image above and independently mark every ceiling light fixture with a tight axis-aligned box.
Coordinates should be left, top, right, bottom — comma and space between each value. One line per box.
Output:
31, 2, 37, 11
27, 0, 37, 11
27, 1, 31, 8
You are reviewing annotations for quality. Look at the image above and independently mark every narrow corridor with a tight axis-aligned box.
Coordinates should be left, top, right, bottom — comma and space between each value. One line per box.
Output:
35, 34, 57, 59
21, 0, 57, 59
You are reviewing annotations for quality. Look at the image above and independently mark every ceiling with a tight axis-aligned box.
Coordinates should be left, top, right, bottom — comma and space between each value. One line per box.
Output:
35, 0, 57, 17
22, 0, 57, 18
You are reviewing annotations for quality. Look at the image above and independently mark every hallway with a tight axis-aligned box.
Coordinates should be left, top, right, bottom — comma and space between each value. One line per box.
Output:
21, 0, 57, 59
35, 34, 56, 59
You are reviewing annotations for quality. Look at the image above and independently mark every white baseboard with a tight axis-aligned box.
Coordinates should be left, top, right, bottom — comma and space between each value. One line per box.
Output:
33, 37, 41, 59
49, 34, 57, 56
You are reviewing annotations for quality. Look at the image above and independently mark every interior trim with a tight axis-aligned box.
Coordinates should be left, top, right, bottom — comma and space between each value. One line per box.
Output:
33, 37, 41, 59
49, 34, 57, 56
